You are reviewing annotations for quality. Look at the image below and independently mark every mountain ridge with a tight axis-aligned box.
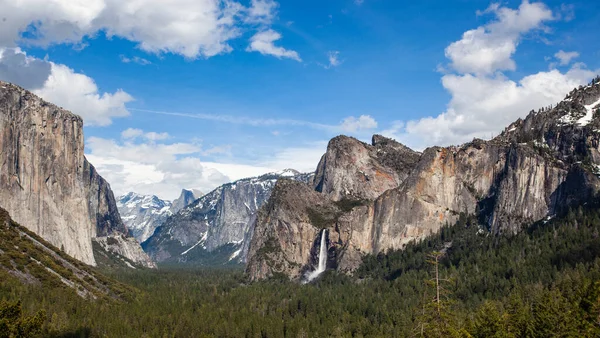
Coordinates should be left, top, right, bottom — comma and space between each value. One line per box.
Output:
117, 189, 203, 243
142, 170, 314, 265
246, 77, 600, 281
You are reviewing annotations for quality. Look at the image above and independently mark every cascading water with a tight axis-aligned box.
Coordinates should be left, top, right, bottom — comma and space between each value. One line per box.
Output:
305, 229, 328, 282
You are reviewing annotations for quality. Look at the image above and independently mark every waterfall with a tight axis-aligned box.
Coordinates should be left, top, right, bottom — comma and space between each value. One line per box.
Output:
305, 229, 328, 282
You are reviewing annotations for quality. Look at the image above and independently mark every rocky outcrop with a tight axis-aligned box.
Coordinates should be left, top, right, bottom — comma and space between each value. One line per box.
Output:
143, 170, 313, 265
94, 235, 156, 269
246, 79, 600, 281
313, 135, 420, 201
170, 189, 203, 214
117, 193, 172, 243
246, 180, 338, 281
117, 189, 202, 243
0, 81, 153, 267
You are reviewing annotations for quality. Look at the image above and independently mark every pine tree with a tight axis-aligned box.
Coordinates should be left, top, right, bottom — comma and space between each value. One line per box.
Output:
414, 252, 467, 337
0, 300, 46, 338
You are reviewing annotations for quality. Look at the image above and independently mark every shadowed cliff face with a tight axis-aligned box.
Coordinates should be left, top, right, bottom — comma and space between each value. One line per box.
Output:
246, 80, 600, 281
0, 81, 153, 267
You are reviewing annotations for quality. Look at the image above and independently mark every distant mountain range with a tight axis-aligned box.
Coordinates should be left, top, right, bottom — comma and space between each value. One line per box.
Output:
117, 189, 203, 243
141, 169, 314, 266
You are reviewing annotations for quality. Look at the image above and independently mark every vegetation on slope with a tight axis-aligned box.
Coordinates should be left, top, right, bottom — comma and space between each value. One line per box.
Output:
1, 201, 600, 336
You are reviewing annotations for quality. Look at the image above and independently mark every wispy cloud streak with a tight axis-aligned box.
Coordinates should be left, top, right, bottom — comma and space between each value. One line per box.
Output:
129, 108, 376, 134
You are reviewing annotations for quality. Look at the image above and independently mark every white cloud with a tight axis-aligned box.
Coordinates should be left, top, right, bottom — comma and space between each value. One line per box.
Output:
554, 50, 579, 65
0, 0, 290, 60
121, 128, 144, 139
246, 0, 278, 24
247, 29, 301, 61
340, 115, 378, 133
0, 48, 133, 126
0, 48, 51, 89
385, 67, 595, 150
445, 1, 553, 75
202, 145, 232, 156
0, 0, 105, 48
86, 128, 326, 199
85, 134, 228, 199
120, 55, 152, 65
33, 62, 133, 126
321, 51, 341, 69
85, 129, 317, 199
558, 4, 575, 22
382, 1, 598, 150
145, 132, 170, 141
121, 128, 169, 141
0, 0, 242, 59
99, 0, 243, 59
257, 141, 328, 173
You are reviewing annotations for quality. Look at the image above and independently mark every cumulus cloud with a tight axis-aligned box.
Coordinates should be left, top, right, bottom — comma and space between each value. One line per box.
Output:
446, 1, 553, 75
257, 141, 328, 173
340, 115, 378, 133
246, 0, 278, 24
85, 129, 297, 199
86, 134, 225, 199
145, 132, 170, 141
554, 50, 579, 65
0, 0, 289, 60
0, 48, 51, 89
383, 1, 598, 150
121, 128, 144, 139
33, 62, 133, 126
0, 0, 292, 127
0, 48, 133, 126
247, 29, 301, 61
86, 126, 327, 199
121, 129, 170, 141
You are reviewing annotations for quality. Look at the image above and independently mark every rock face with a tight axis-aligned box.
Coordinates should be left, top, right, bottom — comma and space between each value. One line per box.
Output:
170, 189, 203, 214
245, 179, 339, 280
117, 189, 202, 243
313, 135, 420, 201
94, 235, 156, 269
143, 169, 314, 265
0, 81, 153, 267
246, 78, 600, 281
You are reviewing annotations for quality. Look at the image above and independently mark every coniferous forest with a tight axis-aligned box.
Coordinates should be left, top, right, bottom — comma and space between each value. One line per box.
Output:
2, 202, 600, 337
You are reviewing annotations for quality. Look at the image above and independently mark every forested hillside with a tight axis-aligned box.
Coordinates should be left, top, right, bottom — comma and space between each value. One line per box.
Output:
2, 202, 600, 337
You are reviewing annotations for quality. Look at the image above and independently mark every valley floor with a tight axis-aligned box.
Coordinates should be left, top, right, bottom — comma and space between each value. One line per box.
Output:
3, 205, 600, 337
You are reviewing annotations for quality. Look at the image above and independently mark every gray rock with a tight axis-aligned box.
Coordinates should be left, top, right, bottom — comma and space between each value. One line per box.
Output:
143, 170, 314, 264
117, 189, 202, 243
0, 81, 154, 268
246, 79, 600, 281
170, 189, 203, 214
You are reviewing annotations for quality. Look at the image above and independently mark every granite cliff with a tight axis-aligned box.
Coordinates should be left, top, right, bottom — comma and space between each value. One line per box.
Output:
0, 81, 154, 268
246, 78, 600, 281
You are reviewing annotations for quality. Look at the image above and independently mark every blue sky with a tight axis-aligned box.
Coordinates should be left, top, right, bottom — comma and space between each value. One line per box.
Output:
1, 0, 599, 199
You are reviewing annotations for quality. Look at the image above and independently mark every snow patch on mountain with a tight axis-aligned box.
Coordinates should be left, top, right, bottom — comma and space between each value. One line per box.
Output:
117, 189, 203, 243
